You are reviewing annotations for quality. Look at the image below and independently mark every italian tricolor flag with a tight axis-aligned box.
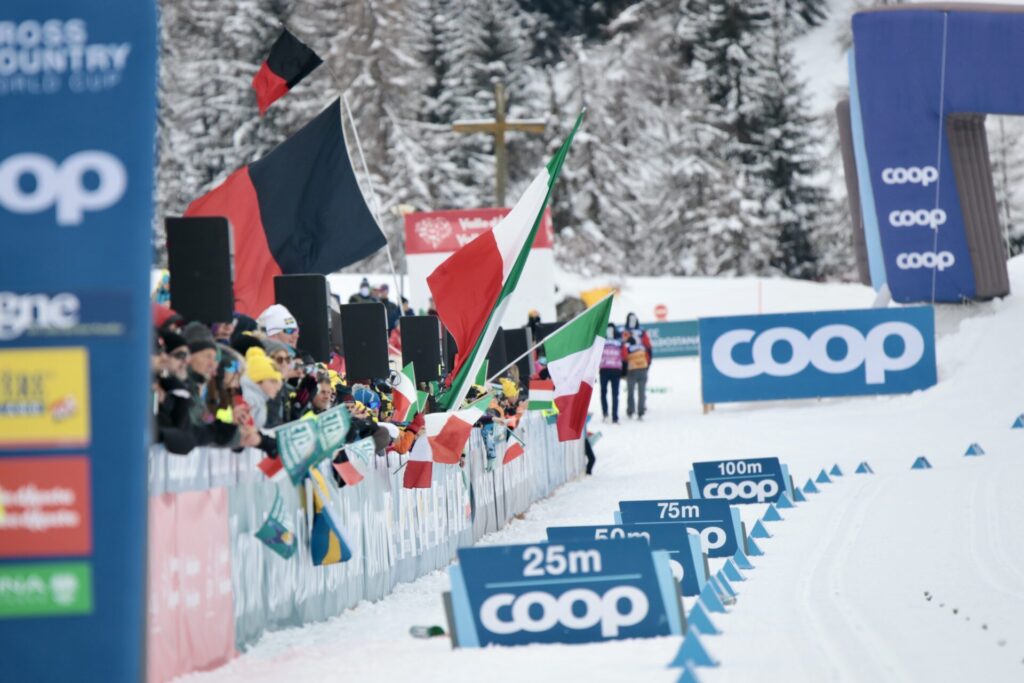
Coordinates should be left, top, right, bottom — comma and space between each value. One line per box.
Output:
392, 362, 418, 422
429, 112, 584, 411
544, 295, 613, 442
402, 395, 492, 488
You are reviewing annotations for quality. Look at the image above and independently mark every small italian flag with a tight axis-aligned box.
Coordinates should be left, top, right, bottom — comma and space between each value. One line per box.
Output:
429, 111, 584, 411
544, 295, 613, 442
527, 379, 555, 411
503, 427, 526, 464
392, 362, 418, 422
403, 395, 492, 488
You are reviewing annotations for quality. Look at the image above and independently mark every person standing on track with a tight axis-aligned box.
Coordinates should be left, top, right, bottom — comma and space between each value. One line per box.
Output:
621, 312, 652, 420
599, 322, 623, 424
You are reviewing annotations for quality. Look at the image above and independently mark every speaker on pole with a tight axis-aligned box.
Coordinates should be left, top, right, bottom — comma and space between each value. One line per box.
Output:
165, 216, 234, 324
400, 316, 442, 382
486, 328, 506, 376
442, 327, 457, 378
502, 328, 531, 386
340, 303, 389, 380
274, 274, 332, 362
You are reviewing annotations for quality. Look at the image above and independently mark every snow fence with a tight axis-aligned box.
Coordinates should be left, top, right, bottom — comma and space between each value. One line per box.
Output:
146, 412, 584, 682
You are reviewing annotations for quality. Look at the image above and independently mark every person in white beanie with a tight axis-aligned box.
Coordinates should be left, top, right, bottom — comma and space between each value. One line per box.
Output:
258, 304, 300, 350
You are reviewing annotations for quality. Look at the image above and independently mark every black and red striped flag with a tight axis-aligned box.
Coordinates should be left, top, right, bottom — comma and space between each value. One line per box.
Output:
252, 29, 322, 115
184, 99, 386, 316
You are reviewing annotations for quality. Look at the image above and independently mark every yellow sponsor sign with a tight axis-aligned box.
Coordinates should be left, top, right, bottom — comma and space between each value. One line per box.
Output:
0, 347, 90, 449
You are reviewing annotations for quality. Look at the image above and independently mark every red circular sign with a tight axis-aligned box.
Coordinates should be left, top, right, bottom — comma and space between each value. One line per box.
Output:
654, 304, 668, 321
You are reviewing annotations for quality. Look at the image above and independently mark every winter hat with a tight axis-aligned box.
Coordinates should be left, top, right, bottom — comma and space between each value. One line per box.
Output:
182, 321, 217, 354
231, 313, 258, 341
258, 304, 298, 336
263, 339, 294, 360
231, 334, 265, 357
160, 331, 188, 355
359, 277, 370, 288
246, 347, 282, 383
353, 385, 380, 412
152, 302, 183, 330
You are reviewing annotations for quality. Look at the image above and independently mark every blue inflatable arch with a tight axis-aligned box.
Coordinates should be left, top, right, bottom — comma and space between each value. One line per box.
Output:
840, 4, 1019, 303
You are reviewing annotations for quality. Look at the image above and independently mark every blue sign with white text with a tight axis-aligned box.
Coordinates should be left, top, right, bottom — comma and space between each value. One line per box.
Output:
448, 540, 684, 647
546, 523, 707, 597
699, 307, 936, 403
690, 458, 789, 506
0, 3, 157, 681
645, 320, 699, 357
617, 498, 743, 558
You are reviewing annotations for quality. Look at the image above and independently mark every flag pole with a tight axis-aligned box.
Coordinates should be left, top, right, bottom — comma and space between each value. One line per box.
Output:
485, 292, 614, 385
341, 92, 405, 310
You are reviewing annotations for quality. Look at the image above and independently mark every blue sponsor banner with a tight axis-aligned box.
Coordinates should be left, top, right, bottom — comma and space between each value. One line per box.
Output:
645, 320, 699, 357
698, 307, 936, 403
448, 539, 684, 647
546, 523, 706, 597
690, 458, 788, 506
851, 9, 1024, 302
617, 498, 744, 558
0, 2, 157, 682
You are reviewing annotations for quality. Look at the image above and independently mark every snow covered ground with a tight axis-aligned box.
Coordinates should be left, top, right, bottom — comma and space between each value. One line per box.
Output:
180, 257, 1024, 683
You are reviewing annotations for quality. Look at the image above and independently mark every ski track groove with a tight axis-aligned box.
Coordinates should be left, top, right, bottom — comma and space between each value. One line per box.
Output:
967, 470, 1024, 602
983, 475, 1024, 591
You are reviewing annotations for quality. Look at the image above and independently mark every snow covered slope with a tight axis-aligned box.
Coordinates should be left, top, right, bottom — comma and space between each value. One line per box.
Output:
182, 257, 1024, 683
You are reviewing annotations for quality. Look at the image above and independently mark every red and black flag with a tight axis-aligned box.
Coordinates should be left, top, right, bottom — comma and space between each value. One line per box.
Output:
184, 99, 386, 316
252, 29, 322, 115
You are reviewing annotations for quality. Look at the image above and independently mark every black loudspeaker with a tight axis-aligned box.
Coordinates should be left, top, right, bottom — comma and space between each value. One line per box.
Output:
274, 274, 331, 362
534, 322, 564, 344
443, 327, 457, 377
329, 308, 343, 355
165, 216, 234, 324
340, 303, 389, 380
502, 328, 531, 386
486, 328, 506, 377
400, 316, 442, 382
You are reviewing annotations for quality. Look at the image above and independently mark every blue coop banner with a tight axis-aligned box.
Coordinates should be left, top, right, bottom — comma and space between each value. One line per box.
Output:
699, 307, 937, 404
0, 3, 158, 683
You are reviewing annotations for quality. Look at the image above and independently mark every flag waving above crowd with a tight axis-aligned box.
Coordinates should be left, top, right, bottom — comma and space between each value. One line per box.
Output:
252, 29, 323, 115
543, 295, 613, 442
429, 111, 585, 411
185, 99, 386, 315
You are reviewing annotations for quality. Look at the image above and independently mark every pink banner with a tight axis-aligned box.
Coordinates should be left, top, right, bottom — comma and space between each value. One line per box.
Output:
404, 207, 553, 254
147, 489, 235, 683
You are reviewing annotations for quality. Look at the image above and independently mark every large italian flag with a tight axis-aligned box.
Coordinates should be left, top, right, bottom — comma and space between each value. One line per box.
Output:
544, 295, 613, 442
429, 112, 584, 411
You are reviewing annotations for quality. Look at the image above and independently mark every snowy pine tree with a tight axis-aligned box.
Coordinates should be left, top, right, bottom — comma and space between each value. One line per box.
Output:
987, 115, 1024, 257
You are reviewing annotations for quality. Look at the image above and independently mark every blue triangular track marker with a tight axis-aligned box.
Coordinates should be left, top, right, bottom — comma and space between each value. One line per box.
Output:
830, 464, 843, 477
762, 504, 783, 522
733, 549, 754, 570
1012, 415, 1024, 429
669, 630, 718, 668
687, 601, 720, 635
855, 461, 873, 474
676, 663, 704, 683
698, 580, 726, 613
793, 487, 807, 502
746, 537, 764, 556
964, 443, 985, 456
804, 479, 820, 494
723, 559, 744, 582
776, 492, 794, 509
911, 456, 932, 470
750, 519, 772, 538
715, 572, 737, 598
816, 469, 832, 484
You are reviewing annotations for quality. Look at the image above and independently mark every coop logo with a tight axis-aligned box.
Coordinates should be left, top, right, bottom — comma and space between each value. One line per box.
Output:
0, 292, 80, 341
0, 19, 132, 95
702, 480, 779, 504
881, 165, 938, 187
479, 587, 648, 638
711, 322, 925, 385
0, 151, 127, 226
896, 251, 956, 272
888, 208, 946, 229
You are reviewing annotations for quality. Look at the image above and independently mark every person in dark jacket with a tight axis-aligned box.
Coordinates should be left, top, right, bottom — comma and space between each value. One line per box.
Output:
348, 277, 378, 304
377, 283, 401, 332
621, 312, 652, 420
599, 322, 623, 423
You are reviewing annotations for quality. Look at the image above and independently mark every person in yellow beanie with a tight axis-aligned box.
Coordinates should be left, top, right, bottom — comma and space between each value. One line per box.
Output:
241, 347, 283, 429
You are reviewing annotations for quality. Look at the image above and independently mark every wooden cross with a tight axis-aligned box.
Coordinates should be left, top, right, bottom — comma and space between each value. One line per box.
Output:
452, 82, 546, 207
